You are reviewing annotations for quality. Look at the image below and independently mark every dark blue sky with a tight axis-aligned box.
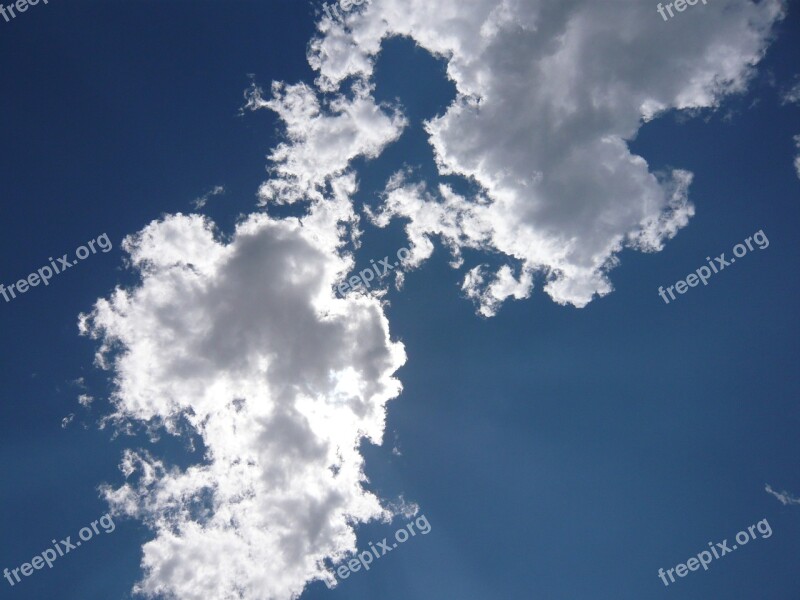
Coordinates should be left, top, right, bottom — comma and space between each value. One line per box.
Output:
1, 1, 799, 599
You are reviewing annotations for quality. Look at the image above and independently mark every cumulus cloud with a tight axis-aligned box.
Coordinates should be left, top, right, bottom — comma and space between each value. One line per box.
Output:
81, 1, 789, 597
765, 483, 800, 506
81, 196, 406, 599
309, 0, 784, 313
83, 30, 416, 597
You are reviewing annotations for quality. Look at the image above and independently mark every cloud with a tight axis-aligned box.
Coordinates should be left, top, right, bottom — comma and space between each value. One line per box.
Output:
61, 413, 75, 429
765, 483, 800, 506
80, 197, 406, 599
309, 0, 784, 313
794, 135, 800, 180
782, 80, 800, 105
83, 36, 413, 597
80, 1, 789, 597
243, 79, 406, 206
192, 185, 225, 209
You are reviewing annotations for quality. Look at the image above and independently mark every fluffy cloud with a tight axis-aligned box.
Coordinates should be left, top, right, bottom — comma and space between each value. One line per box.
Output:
310, 0, 784, 313
244, 79, 406, 206
80, 197, 406, 599
765, 483, 800, 506
82, 1, 788, 598
82, 32, 414, 597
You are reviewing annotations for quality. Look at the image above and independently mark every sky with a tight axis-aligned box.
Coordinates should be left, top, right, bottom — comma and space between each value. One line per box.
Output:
0, 1, 799, 599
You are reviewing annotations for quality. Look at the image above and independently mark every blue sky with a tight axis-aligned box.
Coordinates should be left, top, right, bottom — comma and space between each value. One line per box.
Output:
1, 1, 799, 599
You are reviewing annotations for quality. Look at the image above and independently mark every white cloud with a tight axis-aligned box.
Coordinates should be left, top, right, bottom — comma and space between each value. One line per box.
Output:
78, 394, 95, 407
81, 1, 789, 597
462, 263, 535, 318
765, 483, 800, 506
782, 80, 800, 105
61, 413, 75, 429
84, 32, 415, 598
309, 0, 784, 313
794, 134, 800, 180
81, 198, 406, 599
243, 80, 406, 206
193, 185, 225, 209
